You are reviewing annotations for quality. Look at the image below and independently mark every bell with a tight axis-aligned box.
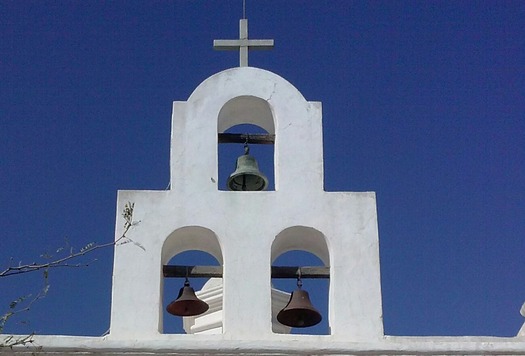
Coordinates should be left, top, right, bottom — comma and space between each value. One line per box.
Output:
277, 287, 322, 328
166, 279, 209, 317
227, 145, 268, 191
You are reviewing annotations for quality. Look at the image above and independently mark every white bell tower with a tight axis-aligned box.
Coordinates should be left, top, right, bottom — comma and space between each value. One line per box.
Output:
109, 19, 384, 341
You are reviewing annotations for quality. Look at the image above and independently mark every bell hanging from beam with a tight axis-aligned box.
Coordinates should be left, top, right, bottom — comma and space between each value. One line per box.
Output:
277, 275, 322, 328
166, 278, 209, 317
227, 143, 268, 191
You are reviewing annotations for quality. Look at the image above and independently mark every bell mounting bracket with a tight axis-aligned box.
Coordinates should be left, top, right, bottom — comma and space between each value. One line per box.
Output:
163, 265, 329, 279
218, 133, 275, 145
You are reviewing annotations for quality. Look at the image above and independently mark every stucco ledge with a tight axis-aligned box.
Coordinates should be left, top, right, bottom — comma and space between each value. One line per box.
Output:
1, 334, 525, 355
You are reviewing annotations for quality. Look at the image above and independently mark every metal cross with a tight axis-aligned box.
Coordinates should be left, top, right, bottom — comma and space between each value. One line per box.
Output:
214, 19, 274, 67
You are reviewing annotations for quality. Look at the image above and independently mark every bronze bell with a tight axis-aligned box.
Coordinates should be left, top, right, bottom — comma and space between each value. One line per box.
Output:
277, 281, 322, 328
166, 279, 209, 317
227, 144, 268, 191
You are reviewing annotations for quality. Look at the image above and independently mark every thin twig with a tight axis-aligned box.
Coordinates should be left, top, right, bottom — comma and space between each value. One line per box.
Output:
1, 240, 121, 277
1, 269, 49, 347
0, 203, 136, 278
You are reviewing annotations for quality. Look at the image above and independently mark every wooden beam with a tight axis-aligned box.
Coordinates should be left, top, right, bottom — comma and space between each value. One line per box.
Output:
163, 265, 329, 279
218, 133, 275, 145
271, 266, 330, 279
163, 265, 223, 278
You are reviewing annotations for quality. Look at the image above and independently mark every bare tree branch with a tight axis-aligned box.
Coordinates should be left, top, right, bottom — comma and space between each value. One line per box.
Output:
1, 202, 138, 348
1, 269, 49, 347
0, 203, 137, 278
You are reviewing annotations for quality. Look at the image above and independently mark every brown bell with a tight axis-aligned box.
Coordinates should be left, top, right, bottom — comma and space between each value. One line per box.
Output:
277, 287, 322, 328
166, 280, 209, 317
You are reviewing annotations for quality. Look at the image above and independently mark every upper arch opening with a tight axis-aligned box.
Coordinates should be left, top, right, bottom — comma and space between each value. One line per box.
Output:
271, 226, 330, 266
218, 95, 275, 134
162, 226, 223, 265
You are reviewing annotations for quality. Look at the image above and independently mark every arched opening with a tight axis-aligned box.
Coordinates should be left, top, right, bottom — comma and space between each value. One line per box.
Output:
161, 226, 223, 334
163, 251, 221, 334
218, 123, 274, 191
217, 96, 275, 191
217, 95, 275, 134
271, 227, 331, 335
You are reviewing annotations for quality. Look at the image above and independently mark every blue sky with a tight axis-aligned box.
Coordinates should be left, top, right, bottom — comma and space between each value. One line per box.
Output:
1, 0, 524, 337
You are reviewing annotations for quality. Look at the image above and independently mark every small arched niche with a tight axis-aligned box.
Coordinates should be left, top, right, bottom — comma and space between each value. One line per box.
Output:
161, 226, 223, 334
217, 96, 275, 191
271, 227, 331, 335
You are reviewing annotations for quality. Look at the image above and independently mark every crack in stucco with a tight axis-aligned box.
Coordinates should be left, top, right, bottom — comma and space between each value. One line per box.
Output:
266, 82, 277, 102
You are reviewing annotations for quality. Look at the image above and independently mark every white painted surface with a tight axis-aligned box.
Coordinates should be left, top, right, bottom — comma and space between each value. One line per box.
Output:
518, 302, 525, 336
4, 335, 525, 355
180, 279, 292, 335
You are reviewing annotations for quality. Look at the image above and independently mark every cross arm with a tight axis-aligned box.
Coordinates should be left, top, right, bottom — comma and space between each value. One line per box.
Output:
214, 39, 274, 51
